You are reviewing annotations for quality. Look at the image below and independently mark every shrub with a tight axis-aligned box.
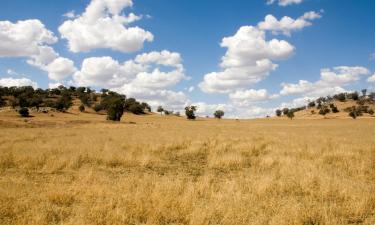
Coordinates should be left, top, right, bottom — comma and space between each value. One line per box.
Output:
275, 109, 282, 117
19, 107, 29, 117
93, 104, 103, 112
308, 101, 316, 108
128, 103, 144, 115
79, 104, 85, 112
334, 93, 346, 102
319, 107, 330, 116
107, 99, 124, 121
349, 111, 357, 119
185, 106, 197, 120
157, 106, 164, 115
287, 111, 294, 120
55, 93, 72, 112
282, 108, 289, 116
368, 109, 374, 116
214, 110, 225, 119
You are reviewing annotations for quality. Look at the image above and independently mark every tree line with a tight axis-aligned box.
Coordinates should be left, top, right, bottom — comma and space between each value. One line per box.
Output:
275, 89, 375, 119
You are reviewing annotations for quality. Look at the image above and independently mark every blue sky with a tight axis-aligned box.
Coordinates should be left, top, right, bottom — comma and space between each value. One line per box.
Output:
0, 0, 375, 117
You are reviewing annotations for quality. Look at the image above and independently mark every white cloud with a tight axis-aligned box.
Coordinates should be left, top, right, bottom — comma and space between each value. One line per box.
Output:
367, 74, 375, 83
73, 50, 189, 110
0, 19, 57, 57
199, 26, 294, 93
266, 0, 303, 6
48, 82, 64, 89
258, 11, 322, 36
280, 66, 370, 98
63, 11, 76, 19
58, 0, 153, 53
229, 89, 273, 107
0, 77, 38, 88
0, 19, 76, 81
187, 86, 195, 92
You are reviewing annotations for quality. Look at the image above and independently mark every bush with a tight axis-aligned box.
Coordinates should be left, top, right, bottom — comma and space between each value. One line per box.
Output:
214, 110, 224, 119
19, 107, 29, 117
275, 109, 282, 117
185, 106, 197, 120
319, 106, 330, 116
282, 108, 289, 116
368, 109, 374, 116
107, 99, 124, 121
157, 106, 164, 115
55, 93, 72, 112
349, 111, 357, 119
308, 101, 316, 108
93, 104, 103, 112
79, 104, 85, 112
128, 103, 144, 115
287, 111, 294, 120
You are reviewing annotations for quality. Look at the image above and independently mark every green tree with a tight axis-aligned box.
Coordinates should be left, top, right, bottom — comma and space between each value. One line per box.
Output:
275, 109, 282, 117
214, 110, 225, 119
185, 106, 197, 120
287, 110, 294, 120
107, 98, 125, 121
79, 104, 85, 112
157, 106, 164, 115
19, 107, 29, 117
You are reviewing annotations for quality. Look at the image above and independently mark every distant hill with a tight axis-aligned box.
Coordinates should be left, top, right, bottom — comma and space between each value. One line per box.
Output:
275, 91, 375, 119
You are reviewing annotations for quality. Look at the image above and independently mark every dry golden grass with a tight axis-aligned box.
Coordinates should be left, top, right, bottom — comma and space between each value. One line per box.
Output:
0, 109, 375, 225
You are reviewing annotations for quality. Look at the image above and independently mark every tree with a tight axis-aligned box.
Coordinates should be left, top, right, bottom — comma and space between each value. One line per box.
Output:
368, 109, 374, 116
79, 104, 85, 112
185, 106, 197, 120
19, 107, 29, 117
275, 109, 282, 117
362, 89, 367, 97
93, 104, 102, 112
319, 106, 330, 116
55, 93, 72, 112
106, 98, 124, 121
349, 111, 357, 119
308, 101, 316, 108
128, 103, 144, 115
157, 106, 164, 115
282, 108, 289, 116
214, 110, 224, 119
287, 111, 294, 120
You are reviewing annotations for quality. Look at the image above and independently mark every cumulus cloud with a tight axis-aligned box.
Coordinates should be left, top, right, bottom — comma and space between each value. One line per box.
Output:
59, 0, 153, 53
0, 19, 76, 81
0, 19, 57, 57
367, 74, 375, 83
73, 50, 189, 110
280, 66, 370, 99
266, 0, 303, 6
229, 89, 276, 107
258, 11, 322, 36
0, 77, 38, 88
199, 26, 294, 93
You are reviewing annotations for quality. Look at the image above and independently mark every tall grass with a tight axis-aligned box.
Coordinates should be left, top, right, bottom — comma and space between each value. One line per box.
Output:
0, 113, 374, 225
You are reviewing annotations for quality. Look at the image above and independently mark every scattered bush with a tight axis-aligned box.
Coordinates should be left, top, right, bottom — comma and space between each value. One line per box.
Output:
157, 106, 164, 115
93, 104, 103, 112
214, 110, 225, 119
308, 101, 316, 108
79, 104, 85, 112
275, 109, 282, 117
107, 99, 125, 121
287, 110, 294, 120
368, 109, 374, 116
185, 106, 197, 120
282, 108, 289, 116
19, 107, 29, 117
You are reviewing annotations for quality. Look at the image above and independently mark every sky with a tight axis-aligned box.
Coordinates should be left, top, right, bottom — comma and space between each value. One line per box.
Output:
0, 0, 375, 118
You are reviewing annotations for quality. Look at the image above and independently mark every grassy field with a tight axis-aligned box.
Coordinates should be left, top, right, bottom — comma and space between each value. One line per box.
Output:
0, 110, 374, 225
